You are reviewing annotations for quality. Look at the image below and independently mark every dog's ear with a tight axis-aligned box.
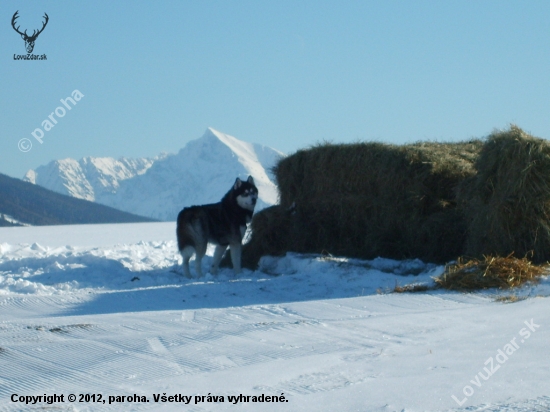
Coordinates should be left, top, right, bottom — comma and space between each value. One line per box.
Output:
234, 178, 243, 190
247, 176, 255, 185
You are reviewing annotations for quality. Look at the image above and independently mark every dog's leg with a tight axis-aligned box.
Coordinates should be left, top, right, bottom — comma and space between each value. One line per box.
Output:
211, 244, 227, 275
180, 246, 194, 278
194, 258, 203, 277
229, 242, 243, 275
194, 242, 207, 278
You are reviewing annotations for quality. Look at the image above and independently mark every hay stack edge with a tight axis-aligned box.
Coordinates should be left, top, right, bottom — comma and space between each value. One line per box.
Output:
241, 126, 550, 271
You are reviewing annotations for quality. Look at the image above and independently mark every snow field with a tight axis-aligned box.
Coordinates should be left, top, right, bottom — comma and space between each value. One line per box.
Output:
1, 222, 550, 411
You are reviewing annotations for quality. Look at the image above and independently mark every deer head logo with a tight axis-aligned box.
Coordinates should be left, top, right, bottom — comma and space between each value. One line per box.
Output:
11, 11, 49, 54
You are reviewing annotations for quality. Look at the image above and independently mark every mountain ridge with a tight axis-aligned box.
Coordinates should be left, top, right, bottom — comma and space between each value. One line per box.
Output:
24, 128, 284, 221
0, 173, 156, 227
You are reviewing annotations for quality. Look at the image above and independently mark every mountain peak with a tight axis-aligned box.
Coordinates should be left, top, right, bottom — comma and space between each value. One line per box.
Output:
24, 129, 284, 221
203, 128, 259, 163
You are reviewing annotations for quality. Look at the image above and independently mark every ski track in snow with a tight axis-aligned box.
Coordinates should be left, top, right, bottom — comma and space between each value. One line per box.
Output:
0, 223, 549, 411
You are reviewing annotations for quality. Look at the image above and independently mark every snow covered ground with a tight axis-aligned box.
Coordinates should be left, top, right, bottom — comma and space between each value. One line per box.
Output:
0, 222, 549, 411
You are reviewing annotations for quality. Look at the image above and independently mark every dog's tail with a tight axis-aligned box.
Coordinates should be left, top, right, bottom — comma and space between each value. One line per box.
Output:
176, 207, 208, 251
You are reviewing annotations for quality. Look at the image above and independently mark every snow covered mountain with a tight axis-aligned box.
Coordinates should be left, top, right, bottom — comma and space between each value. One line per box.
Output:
24, 157, 159, 201
24, 128, 285, 221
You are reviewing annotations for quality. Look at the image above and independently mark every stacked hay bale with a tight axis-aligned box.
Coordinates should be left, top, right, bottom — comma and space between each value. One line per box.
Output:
458, 126, 550, 263
239, 204, 294, 269
242, 138, 482, 268
241, 125, 550, 270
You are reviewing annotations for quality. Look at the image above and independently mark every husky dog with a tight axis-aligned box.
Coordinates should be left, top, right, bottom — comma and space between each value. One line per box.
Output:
176, 176, 258, 277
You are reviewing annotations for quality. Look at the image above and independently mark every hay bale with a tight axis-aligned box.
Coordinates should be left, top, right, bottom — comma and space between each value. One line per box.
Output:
239, 205, 293, 269
435, 254, 548, 290
242, 139, 483, 267
459, 126, 550, 263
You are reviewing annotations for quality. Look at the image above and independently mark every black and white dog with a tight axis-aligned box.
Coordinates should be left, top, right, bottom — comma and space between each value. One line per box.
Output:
176, 176, 258, 277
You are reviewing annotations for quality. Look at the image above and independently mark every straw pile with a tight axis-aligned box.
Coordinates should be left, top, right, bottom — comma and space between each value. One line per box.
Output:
239, 126, 550, 272
241, 139, 482, 267
435, 254, 548, 290
458, 126, 550, 263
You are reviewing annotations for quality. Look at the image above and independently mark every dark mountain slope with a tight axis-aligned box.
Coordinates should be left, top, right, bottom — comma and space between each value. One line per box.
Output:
0, 173, 156, 226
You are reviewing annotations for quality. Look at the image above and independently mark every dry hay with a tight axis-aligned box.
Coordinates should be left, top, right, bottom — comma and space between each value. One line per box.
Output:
239, 205, 293, 269
435, 254, 549, 291
241, 138, 482, 268
392, 282, 432, 293
494, 295, 526, 304
458, 126, 550, 263
242, 125, 550, 270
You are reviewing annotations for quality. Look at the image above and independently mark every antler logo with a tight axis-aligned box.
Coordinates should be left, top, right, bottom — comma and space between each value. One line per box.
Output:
11, 11, 49, 54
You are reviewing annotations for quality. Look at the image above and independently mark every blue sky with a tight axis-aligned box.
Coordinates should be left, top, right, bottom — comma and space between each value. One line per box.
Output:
2, 0, 550, 178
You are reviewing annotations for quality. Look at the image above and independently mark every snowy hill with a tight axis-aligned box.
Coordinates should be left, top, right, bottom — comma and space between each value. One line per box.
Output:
24, 128, 284, 221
